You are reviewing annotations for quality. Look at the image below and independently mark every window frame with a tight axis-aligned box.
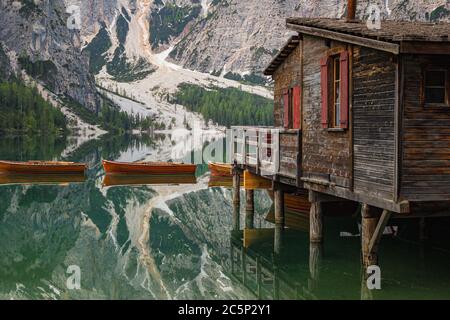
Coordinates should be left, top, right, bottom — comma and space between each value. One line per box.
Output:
331, 55, 341, 128
321, 47, 349, 130
423, 66, 449, 108
283, 86, 302, 130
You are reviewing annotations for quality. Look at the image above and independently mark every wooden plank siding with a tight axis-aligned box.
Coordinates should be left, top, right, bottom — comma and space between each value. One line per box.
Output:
279, 131, 301, 179
352, 47, 397, 200
400, 55, 450, 201
301, 35, 352, 188
273, 43, 302, 128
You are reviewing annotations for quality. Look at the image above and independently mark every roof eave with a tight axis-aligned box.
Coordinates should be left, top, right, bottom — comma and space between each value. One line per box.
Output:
263, 36, 301, 76
286, 22, 400, 55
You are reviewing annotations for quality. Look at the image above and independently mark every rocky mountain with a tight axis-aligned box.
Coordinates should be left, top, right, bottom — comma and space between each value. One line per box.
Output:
74, 0, 450, 86
0, 0, 100, 112
2, 0, 450, 114
168, 0, 450, 84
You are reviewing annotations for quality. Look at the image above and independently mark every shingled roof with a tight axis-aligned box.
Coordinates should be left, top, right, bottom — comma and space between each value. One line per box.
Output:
286, 18, 450, 42
264, 35, 300, 76
264, 18, 450, 76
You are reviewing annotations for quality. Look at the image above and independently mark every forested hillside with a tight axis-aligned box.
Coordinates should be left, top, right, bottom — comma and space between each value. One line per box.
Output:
0, 81, 67, 136
173, 83, 273, 127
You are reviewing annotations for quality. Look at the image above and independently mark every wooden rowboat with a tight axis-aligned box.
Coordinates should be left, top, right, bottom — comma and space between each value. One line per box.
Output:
102, 160, 197, 175
0, 160, 86, 174
0, 173, 86, 186
103, 174, 197, 187
208, 162, 232, 177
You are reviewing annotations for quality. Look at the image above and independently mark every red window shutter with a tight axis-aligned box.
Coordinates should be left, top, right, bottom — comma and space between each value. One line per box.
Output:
292, 86, 302, 129
320, 56, 329, 128
339, 51, 349, 129
283, 90, 290, 129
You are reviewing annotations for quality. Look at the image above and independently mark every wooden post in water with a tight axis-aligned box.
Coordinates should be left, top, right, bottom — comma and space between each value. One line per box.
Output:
361, 204, 379, 268
245, 189, 255, 229
309, 200, 323, 243
274, 188, 285, 255
232, 166, 241, 231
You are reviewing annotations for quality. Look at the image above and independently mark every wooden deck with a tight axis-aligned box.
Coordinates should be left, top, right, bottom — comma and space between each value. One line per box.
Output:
230, 126, 301, 185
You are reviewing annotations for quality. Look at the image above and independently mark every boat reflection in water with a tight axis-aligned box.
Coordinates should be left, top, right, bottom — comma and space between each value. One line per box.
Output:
0, 173, 86, 186
102, 174, 197, 187
208, 176, 233, 188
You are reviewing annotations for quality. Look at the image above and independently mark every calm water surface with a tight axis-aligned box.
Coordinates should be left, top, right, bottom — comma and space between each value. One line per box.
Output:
0, 134, 450, 300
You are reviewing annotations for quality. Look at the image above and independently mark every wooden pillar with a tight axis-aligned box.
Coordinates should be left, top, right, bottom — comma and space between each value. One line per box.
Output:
361, 204, 379, 268
232, 167, 241, 231
274, 189, 285, 226
360, 270, 374, 300
245, 190, 255, 229
310, 201, 323, 243
274, 188, 285, 255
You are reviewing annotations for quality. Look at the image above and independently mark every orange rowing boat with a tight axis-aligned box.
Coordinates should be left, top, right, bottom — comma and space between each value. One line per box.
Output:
0, 160, 86, 174
102, 160, 197, 175
208, 162, 232, 177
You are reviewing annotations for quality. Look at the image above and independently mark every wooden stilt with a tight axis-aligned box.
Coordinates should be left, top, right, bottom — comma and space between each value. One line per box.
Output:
274, 189, 285, 226
361, 204, 380, 268
232, 167, 241, 231
360, 269, 374, 300
245, 189, 255, 229
310, 201, 323, 243
274, 188, 285, 255
368, 209, 391, 256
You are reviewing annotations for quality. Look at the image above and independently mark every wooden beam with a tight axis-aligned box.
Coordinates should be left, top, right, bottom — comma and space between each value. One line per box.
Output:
309, 190, 343, 203
303, 181, 410, 213
287, 23, 400, 55
368, 209, 392, 255
400, 41, 450, 54
244, 170, 272, 190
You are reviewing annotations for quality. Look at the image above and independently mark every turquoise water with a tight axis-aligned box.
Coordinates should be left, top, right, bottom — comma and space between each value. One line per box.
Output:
0, 134, 450, 300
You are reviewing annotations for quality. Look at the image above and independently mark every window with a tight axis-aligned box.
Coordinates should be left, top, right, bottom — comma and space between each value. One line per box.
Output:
283, 86, 302, 129
332, 56, 341, 128
424, 68, 448, 106
321, 50, 349, 129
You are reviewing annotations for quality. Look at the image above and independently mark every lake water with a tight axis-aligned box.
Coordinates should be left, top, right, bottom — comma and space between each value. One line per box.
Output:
1, 134, 450, 300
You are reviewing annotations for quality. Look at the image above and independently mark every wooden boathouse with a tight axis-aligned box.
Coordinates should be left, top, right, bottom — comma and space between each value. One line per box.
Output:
230, 1, 450, 268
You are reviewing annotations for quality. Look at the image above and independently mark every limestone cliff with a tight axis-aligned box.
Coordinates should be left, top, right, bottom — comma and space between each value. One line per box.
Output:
0, 0, 100, 112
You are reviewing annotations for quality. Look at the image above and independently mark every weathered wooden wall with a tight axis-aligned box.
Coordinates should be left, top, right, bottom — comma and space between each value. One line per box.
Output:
401, 55, 450, 201
279, 131, 301, 179
302, 35, 352, 187
352, 47, 397, 200
273, 44, 302, 127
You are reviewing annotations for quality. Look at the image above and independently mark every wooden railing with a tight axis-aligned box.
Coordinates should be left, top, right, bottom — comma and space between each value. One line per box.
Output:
230, 126, 301, 180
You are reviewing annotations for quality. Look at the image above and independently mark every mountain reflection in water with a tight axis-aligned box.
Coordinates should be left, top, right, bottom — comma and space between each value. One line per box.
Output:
0, 134, 450, 300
